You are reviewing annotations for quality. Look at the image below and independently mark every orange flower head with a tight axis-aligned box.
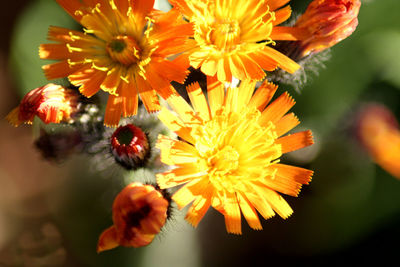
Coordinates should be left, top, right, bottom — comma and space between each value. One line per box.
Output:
6, 83, 78, 126
40, 0, 194, 126
97, 182, 169, 252
356, 103, 400, 179
156, 78, 314, 234
170, 0, 307, 82
295, 0, 361, 58
110, 124, 150, 169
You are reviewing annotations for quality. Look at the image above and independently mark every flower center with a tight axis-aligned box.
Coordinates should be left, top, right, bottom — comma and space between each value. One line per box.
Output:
209, 145, 240, 175
106, 35, 141, 66
210, 20, 241, 51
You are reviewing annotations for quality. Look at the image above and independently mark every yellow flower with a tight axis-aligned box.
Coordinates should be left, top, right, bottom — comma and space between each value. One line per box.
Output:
156, 77, 314, 234
40, 0, 194, 126
170, 0, 307, 82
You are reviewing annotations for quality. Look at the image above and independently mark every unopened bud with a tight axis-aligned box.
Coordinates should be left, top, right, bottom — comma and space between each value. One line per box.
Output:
295, 0, 361, 58
97, 182, 170, 252
110, 124, 150, 170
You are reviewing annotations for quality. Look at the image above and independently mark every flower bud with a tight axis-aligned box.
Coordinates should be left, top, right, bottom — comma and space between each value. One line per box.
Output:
34, 128, 82, 162
295, 0, 361, 58
6, 84, 79, 126
97, 183, 170, 252
356, 103, 400, 179
110, 124, 150, 170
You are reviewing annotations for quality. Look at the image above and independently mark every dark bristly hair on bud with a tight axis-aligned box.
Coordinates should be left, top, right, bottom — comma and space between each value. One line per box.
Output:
110, 124, 151, 170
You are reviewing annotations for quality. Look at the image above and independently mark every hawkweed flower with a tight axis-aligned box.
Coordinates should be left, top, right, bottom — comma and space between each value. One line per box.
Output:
97, 182, 170, 252
40, 0, 194, 126
6, 83, 78, 126
295, 0, 361, 58
156, 78, 314, 234
356, 104, 400, 179
110, 124, 150, 170
170, 0, 307, 82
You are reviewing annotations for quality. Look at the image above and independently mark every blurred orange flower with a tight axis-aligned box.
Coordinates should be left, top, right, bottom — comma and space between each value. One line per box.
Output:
97, 182, 169, 252
40, 0, 194, 126
6, 83, 78, 126
295, 0, 361, 58
156, 78, 314, 234
357, 104, 400, 179
170, 0, 306, 82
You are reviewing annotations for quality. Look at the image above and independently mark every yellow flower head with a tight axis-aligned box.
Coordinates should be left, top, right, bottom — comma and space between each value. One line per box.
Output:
40, 0, 194, 126
156, 77, 314, 234
170, 0, 307, 82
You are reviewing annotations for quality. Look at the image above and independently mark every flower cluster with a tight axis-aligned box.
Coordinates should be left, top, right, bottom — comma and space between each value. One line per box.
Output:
6, 0, 363, 251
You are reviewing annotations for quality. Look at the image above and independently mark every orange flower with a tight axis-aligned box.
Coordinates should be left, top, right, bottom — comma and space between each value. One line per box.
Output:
295, 0, 361, 58
40, 0, 194, 126
170, 0, 307, 82
97, 182, 169, 252
6, 83, 78, 126
156, 78, 314, 234
357, 104, 400, 179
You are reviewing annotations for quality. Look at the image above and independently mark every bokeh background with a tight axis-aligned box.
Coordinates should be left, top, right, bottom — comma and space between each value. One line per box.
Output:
0, 0, 399, 266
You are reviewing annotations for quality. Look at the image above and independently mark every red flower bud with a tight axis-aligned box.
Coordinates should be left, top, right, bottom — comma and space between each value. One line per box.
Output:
295, 0, 361, 58
6, 83, 78, 126
97, 183, 169, 252
110, 124, 150, 169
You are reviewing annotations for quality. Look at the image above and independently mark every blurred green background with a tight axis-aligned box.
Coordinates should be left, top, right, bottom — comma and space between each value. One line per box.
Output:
0, 0, 399, 266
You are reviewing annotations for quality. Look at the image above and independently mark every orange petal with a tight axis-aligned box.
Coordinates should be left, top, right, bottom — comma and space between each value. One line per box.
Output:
56, 0, 84, 22
237, 192, 262, 231
237, 79, 258, 111
42, 61, 84, 80
75, 69, 106, 97
187, 82, 211, 121
104, 95, 123, 127
157, 108, 195, 144
136, 75, 160, 113
248, 80, 278, 112
6, 107, 23, 127
185, 194, 212, 227
275, 130, 314, 154
254, 183, 293, 219
221, 192, 242, 235
274, 112, 300, 137
171, 179, 204, 209
97, 225, 119, 253
39, 44, 69, 60
270, 26, 310, 41
239, 54, 266, 81
262, 46, 300, 73
273, 5, 292, 26
275, 163, 313, 185
100, 67, 122, 96
259, 92, 295, 126
207, 75, 225, 116
267, 0, 290, 11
